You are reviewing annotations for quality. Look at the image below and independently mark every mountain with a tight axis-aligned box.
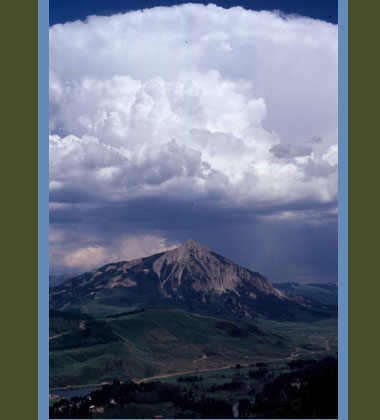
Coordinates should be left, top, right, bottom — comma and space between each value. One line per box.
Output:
273, 282, 338, 306
50, 239, 336, 321
50, 273, 78, 288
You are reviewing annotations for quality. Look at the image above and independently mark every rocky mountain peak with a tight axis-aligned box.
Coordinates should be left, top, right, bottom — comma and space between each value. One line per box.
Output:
49, 239, 336, 322
154, 239, 212, 267
148, 239, 280, 296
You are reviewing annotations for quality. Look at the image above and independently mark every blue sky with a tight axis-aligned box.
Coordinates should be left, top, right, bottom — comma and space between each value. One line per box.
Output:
49, 2, 338, 283
50, 0, 338, 25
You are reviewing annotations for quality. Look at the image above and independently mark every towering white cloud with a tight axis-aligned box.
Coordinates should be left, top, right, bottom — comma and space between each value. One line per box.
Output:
49, 4, 338, 278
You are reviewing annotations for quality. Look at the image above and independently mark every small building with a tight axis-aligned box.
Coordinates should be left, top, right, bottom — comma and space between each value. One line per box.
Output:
89, 406, 104, 414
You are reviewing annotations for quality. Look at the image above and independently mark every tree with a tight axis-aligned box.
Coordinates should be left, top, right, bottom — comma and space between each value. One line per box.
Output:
238, 398, 251, 418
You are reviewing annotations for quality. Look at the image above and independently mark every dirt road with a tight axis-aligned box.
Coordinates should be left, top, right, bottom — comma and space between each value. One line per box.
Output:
134, 347, 324, 383
49, 333, 67, 340
51, 346, 330, 390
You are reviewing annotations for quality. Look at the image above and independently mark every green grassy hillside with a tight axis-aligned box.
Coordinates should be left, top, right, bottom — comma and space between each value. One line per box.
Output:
50, 308, 337, 388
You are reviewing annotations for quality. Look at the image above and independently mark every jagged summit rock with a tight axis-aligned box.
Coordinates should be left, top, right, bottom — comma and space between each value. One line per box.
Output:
50, 240, 336, 322
154, 238, 211, 268
149, 239, 281, 296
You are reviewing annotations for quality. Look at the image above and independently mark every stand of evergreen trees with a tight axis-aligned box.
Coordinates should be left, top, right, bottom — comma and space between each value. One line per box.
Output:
50, 379, 233, 419
50, 357, 337, 419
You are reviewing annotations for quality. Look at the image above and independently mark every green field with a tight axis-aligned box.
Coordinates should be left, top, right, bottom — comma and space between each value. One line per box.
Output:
50, 308, 337, 388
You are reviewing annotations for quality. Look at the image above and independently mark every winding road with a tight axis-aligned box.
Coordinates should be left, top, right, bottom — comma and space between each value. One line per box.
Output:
50, 344, 333, 390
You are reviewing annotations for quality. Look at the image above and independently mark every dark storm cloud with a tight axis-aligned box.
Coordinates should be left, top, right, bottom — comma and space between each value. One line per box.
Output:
50, 194, 337, 283
50, 191, 337, 231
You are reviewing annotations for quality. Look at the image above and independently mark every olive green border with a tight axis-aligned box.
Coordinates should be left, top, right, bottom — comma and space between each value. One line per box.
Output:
1, 1, 361, 420
2, 1, 38, 419
348, 1, 374, 419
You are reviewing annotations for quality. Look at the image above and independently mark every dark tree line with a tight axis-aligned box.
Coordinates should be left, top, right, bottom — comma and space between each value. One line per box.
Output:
50, 358, 337, 419
50, 378, 233, 419
249, 357, 338, 418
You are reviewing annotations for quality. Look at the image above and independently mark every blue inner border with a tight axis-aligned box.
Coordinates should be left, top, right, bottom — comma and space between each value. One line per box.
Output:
38, 1, 348, 419
337, 0, 348, 419
38, 0, 49, 419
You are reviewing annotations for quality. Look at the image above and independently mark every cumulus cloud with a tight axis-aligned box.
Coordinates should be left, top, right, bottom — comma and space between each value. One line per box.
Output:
49, 4, 338, 280
50, 4, 337, 143
50, 226, 180, 273
322, 144, 338, 166
303, 160, 337, 179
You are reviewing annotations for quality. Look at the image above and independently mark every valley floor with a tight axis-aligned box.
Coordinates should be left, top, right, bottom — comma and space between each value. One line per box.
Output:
50, 307, 337, 389
49, 308, 337, 418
